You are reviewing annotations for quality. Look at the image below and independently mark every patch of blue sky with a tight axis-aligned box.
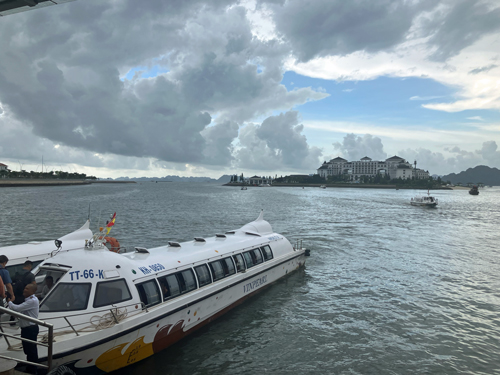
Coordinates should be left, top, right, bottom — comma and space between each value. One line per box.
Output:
280, 71, 500, 129
122, 65, 169, 81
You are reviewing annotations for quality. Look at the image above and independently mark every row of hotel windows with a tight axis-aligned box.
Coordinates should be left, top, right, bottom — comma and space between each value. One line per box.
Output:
39, 245, 274, 312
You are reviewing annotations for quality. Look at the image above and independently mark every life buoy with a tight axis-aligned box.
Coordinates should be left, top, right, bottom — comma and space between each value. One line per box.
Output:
103, 237, 120, 252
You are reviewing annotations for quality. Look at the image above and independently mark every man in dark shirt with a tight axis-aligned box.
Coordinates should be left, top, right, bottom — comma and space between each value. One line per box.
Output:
14, 261, 36, 305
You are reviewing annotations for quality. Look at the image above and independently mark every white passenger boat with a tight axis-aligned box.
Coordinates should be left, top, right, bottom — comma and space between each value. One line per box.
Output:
410, 193, 438, 207
319, 185, 326, 189
0, 212, 308, 374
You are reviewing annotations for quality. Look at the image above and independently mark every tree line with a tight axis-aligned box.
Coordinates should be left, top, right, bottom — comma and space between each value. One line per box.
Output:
0, 169, 97, 180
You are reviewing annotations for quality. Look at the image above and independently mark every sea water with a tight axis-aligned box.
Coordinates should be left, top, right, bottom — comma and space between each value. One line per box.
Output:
1, 183, 499, 374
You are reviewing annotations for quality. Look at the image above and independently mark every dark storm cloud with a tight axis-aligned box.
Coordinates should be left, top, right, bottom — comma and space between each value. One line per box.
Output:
266, 0, 436, 62
236, 111, 322, 170
0, 0, 328, 169
261, 0, 500, 63
424, 1, 500, 61
201, 120, 239, 166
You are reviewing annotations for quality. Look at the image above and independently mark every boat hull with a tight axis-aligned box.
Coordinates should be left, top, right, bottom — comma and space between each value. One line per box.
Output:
410, 202, 437, 207
39, 252, 307, 374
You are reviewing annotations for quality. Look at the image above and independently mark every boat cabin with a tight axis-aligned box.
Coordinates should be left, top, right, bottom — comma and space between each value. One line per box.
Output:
35, 223, 291, 321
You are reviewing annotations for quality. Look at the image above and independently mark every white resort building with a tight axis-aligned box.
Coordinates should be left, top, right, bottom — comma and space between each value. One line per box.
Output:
248, 175, 274, 185
317, 156, 430, 181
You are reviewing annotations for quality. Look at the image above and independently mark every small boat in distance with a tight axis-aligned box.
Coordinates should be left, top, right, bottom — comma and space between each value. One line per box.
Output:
241, 186, 247, 190
469, 185, 479, 195
411, 191, 438, 207
319, 185, 326, 189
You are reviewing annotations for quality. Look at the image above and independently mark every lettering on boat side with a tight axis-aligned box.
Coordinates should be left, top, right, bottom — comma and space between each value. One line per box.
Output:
243, 275, 268, 293
267, 235, 280, 241
69, 269, 104, 280
138, 263, 166, 275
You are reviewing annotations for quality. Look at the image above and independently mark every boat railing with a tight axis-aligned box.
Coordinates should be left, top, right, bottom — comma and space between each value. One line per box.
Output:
38, 301, 148, 338
294, 239, 303, 250
0, 305, 54, 372
1, 301, 147, 354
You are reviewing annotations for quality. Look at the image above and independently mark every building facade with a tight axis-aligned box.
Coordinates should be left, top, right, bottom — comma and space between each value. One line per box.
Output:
0, 163, 8, 171
317, 156, 430, 181
248, 176, 273, 185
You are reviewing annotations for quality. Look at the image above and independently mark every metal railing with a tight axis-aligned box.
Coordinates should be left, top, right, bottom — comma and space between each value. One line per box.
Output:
37, 302, 146, 338
0, 305, 53, 371
294, 239, 303, 250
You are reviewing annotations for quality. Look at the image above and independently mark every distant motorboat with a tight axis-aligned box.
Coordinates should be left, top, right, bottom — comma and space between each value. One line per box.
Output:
469, 185, 479, 195
319, 185, 326, 189
241, 186, 247, 190
411, 191, 438, 207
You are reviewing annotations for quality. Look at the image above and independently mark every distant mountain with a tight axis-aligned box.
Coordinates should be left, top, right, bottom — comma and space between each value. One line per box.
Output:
442, 165, 500, 186
113, 175, 231, 182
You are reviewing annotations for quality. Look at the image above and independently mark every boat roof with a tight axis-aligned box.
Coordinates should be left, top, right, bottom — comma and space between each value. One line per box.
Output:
0, 221, 92, 265
40, 212, 284, 281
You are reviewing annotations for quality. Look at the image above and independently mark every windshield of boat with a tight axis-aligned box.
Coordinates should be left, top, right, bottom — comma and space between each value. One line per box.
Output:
34, 266, 70, 299
40, 282, 92, 312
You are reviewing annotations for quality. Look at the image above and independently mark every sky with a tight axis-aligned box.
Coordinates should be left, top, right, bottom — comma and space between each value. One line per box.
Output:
1, 0, 500, 178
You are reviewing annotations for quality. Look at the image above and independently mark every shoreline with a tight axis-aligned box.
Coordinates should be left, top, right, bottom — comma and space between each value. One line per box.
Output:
223, 183, 453, 190
0, 179, 136, 187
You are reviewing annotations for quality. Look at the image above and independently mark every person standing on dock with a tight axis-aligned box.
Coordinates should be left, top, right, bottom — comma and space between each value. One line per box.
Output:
0, 255, 14, 302
7, 284, 39, 375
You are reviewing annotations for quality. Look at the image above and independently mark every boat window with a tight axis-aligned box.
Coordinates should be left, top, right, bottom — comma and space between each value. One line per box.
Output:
243, 251, 255, 268
209, 260, 225, 281
252, 249, 264, 265
34, 269, 67, 296
159, 275, 181, 299
223, 258, 236, 276
232, 254, 246, 272
194, 265, 212, 287
178, 269, 197, 293
93, 279, 132, 308
136, 280, 161, 308
158, 277, 169, 300
260, 245, 273, 261
8, 261, 43, 288
40, 283, 91, 312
